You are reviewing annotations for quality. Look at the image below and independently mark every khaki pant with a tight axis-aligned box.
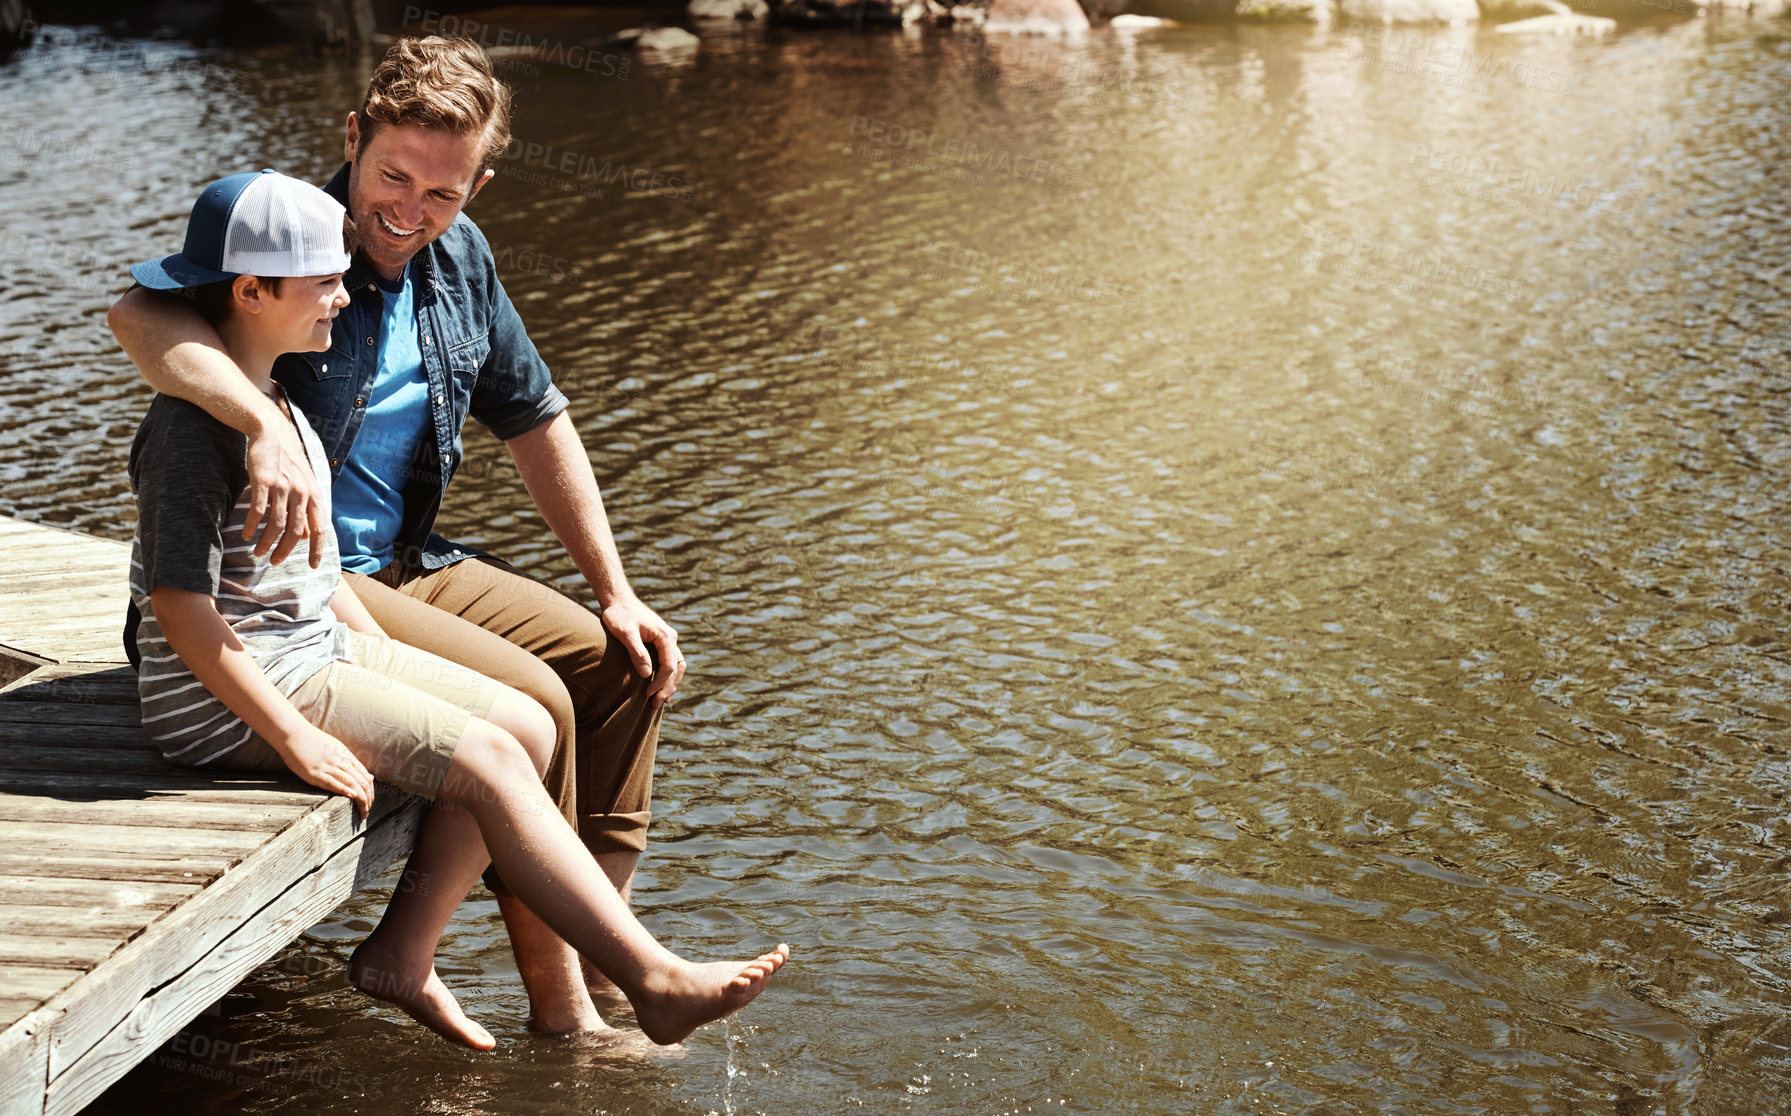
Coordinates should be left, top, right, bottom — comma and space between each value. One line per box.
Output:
221, 628, 500, 801
342, 555, 660, 863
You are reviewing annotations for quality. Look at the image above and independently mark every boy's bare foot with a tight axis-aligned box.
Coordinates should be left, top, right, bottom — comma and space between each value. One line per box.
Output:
349, 941, 496, 1051
629, 945, 791, 1047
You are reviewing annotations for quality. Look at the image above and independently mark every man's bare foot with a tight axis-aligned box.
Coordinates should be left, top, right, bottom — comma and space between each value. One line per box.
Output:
527, 1007, 613, 1036
582, 957, 622, 997
629, 945, 790, 1047
349, 940, 496, 1051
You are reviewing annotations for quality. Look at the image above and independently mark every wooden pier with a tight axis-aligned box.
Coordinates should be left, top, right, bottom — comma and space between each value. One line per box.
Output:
0, 514, 424, 1115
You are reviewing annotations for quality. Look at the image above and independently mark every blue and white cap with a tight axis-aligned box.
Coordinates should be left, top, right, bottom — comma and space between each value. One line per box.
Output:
130, 169, 352, 290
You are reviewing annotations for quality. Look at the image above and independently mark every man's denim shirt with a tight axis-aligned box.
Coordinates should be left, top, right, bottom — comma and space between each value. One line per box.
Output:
272, 163, 569, 576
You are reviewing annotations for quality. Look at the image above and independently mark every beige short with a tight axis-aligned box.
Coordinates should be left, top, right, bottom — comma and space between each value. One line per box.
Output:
204, 628, 500, 800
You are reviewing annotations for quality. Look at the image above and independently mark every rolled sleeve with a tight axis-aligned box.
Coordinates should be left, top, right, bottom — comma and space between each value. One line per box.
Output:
471, 273, 569, 441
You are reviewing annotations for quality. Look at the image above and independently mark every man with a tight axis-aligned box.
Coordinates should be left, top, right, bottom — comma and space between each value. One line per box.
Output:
108, 35, 681, 1043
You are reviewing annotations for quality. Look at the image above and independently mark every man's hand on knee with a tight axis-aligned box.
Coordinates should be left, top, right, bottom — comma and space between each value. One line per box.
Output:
601, 596, 685, 706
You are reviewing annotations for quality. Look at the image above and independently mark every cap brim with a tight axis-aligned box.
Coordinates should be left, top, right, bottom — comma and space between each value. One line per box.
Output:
129, 254, 236, 291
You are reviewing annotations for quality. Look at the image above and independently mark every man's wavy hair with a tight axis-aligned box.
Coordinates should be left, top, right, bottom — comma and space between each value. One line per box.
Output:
357, 36, 512, 179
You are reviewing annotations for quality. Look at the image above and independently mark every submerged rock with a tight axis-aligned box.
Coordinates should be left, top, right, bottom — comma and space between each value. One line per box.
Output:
1124, 0, 1246, 22
981, 0, 1095, 29
1340, 0, 1478, 20
690, 0, 771, 17
1237, 0, 1333, 21
0, 0, 28, 58
608, 25, 703, 49
1494, 9, 1616, 28
769, 0, 911, 27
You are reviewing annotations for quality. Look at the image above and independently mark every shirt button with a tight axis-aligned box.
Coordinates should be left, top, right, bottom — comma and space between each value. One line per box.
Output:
330, 457, 339, 467
433, 394, 444, 406
365, 283, 376, 293
366, 337, 375, 346
321, 363, 328, 373
354, 397, 365, 407
423, 336, 432, 346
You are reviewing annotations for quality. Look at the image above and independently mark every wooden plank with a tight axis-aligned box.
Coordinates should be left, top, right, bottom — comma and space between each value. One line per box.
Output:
0, 909, 157, 941
0, 571, 127, 595
0, 667, 136, 704
0, 800, 307, 833
0, 823, 268, 861
0, 1006, 50, 1116
41, 787, 419, 1082
0, 975, 76, 1009
0, 651, 52, 692
0, 723, 154, 748
0, 939, 122, 971
0, 623, 124, 653
0, 747, 192, 774
40, 798, 422, 1116
0, 877, 198, 910
0, 704, 141, 727
0, 773, 313, 808
0, 856, 230, 886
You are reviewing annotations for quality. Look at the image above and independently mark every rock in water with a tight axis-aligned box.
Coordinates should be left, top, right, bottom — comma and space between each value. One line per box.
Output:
1237, 0, 1333, 21
982, 0, 1093, 32
1108, 13, 1178, 25
1494, 10, 1615, 29
689, 0, 770, 18
769, 0, 910, 26
609, 25, 704, 48
1341, 0, 1478, 19
0, 0, 28, 59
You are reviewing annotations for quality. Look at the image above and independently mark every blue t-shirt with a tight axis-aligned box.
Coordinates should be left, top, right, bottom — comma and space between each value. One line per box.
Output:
334, 264, 430, 574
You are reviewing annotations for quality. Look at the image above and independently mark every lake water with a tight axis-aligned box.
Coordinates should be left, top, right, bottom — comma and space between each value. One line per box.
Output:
4, 7, 1791, 1113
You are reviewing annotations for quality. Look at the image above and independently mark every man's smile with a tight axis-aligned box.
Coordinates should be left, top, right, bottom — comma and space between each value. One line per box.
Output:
376, 212, 419, 238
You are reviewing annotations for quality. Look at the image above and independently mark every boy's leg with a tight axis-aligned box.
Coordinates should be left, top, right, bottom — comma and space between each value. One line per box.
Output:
411, 714, 787, 1046
284, 634, 788, 1046
314, 630, 604, 1037
355, 558, 660, 992
341, 571, 604, 1029
240, 645, 506, 1048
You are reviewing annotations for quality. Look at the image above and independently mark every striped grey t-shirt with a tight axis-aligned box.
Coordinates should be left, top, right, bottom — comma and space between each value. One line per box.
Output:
127, 393, 350, 766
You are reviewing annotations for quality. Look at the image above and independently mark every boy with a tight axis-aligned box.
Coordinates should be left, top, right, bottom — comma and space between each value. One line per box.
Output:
126, 169, 786, 1049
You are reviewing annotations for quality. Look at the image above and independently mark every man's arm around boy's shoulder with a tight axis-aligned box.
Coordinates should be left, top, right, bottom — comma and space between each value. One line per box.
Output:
109, 286, 329, 570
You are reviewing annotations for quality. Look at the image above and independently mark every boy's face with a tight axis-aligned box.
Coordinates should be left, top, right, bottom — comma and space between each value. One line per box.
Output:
343, 115, 495, 280
254, 274, 351, 353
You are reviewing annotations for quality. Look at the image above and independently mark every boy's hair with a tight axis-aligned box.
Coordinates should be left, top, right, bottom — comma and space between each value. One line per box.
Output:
357, 36, 513, 178
180, 211, 361, 325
